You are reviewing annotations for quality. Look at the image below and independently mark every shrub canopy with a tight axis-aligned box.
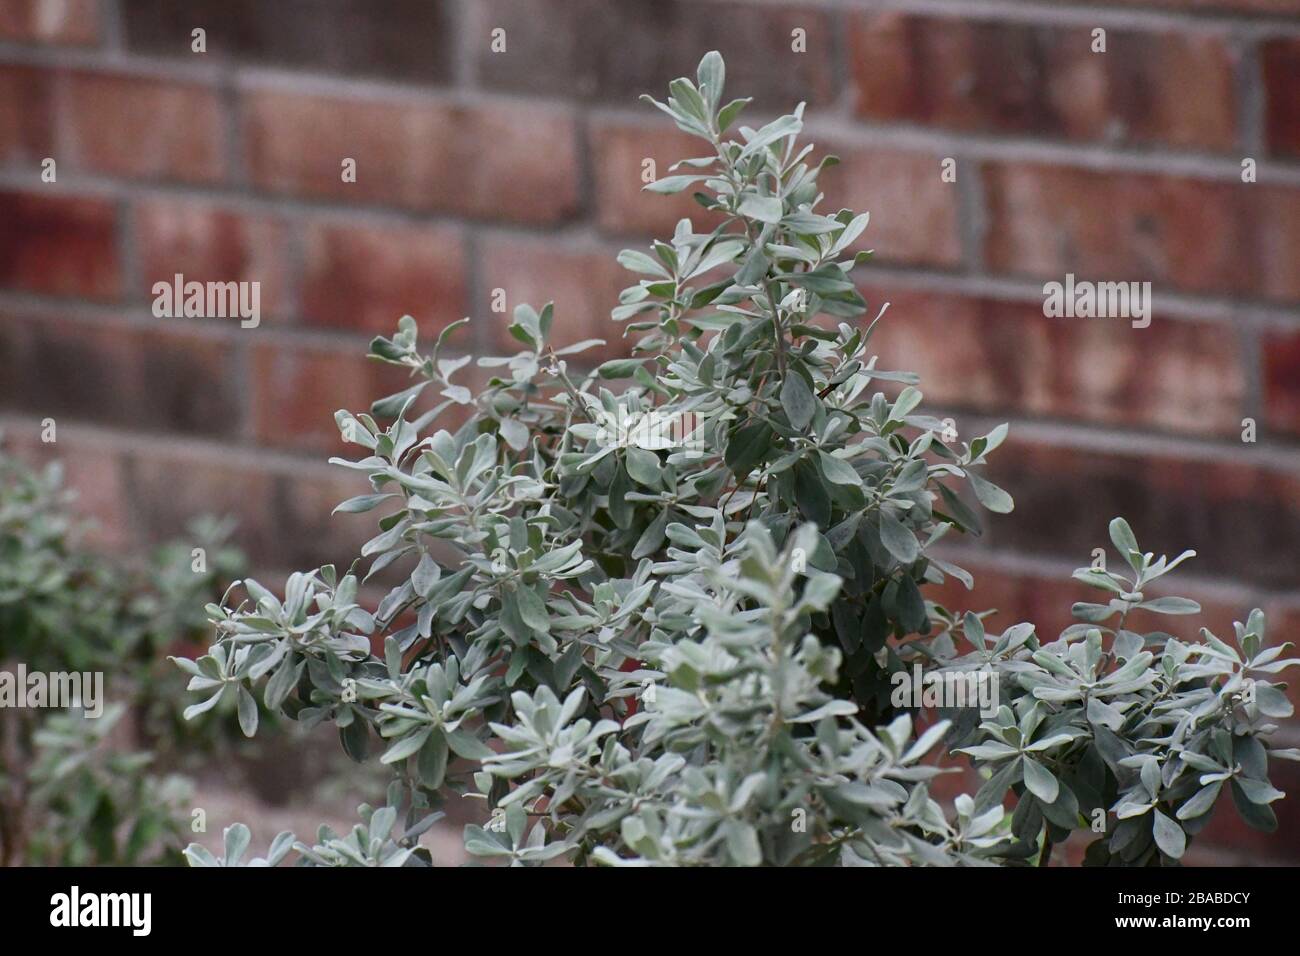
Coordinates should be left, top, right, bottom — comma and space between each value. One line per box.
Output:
178, 52, 1298, 867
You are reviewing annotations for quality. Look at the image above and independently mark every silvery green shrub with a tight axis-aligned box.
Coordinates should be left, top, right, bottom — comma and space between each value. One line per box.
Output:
176, 53, 1298, 867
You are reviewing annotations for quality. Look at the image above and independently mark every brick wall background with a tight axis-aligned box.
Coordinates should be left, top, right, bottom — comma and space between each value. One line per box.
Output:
0, 0, 1298, 864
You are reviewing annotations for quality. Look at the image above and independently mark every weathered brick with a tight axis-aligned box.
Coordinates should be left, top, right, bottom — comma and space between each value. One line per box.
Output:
0, 312, 242, 438
249, 340, 412, 455
271, 467, 383, 574
0, 65, 57, 166
128, 446, 280, 562
0, 190, 120, 299
590, 118, 961, 267
242, 88, 579, 223
475, 0, 836, 108
982, 436, 1300, 590
1262, 327, 1300, 438
925, 754, 985, 805
121, 0, 453, 85
925, 552, 1083, 643
1263, 37, 1300, 160
863, 287, 1245, 436
982, 163, 1300, 304
849, 14, 1238, 152
108, 438, 376, 587
0, 0, 98, 45
1080, 0, 1300, 14
818, 143, 963, 267
135, 199, 293, 322
299, 218, 466, 336
590, 119, 726, 239
62, 70, 226, 183
479, 235, 631, 361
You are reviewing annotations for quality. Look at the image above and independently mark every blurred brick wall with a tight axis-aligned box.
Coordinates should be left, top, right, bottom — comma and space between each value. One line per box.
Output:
1, 0, 1298, 862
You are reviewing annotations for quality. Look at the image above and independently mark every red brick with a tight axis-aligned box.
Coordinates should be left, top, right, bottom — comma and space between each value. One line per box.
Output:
924, 754, 985, 805
62, 71, 225, 183
479, 235, 631, 361
982, 436, 1300, 590
242, 89, 579, 223
590, 119, 726, 239
982, 163, 1300, 304
250, 341, 412, 455
104, 437, 375, 586
0, 190, 120, 299
1263, 37, 1300, 160
864, 288, 1245, 436
1083, 0, 1300, 13
590, 118, 961, 267
849, 14, 1237, 152
474, 0, 837, 108
299, 219, 466, 336
926, 555, 1082, 647
135, 199, 293, 322
819, 143, 962, 268
0, 312, 242, 438
0, 0, 98, 45
0, 65, 56, 165
121, 0, 453, 85
1263, 328, 1300, 438
128, 446, 280, 561
271, 467, 385, 573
